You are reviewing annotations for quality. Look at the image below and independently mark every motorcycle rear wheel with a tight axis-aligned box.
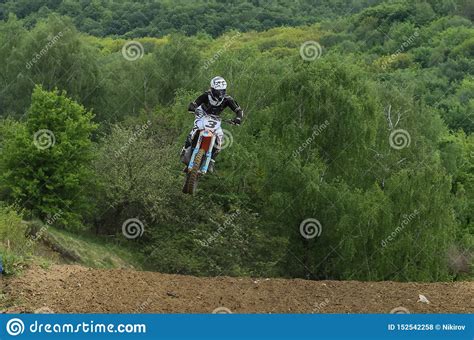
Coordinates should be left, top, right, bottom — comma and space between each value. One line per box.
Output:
183, 148, 205, 195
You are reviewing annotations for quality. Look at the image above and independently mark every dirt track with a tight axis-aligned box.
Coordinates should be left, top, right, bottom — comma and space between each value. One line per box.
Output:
2, 265, 473, 313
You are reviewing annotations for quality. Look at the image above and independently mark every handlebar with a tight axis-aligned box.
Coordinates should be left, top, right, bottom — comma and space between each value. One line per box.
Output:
192, 112, 240, 125
223, 119, 238, 126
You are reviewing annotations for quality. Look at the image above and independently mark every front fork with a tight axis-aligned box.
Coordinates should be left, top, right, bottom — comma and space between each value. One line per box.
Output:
188, 131, 216, 174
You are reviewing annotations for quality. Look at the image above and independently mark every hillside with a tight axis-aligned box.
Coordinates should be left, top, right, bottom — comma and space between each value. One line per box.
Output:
0, 0, 383, 37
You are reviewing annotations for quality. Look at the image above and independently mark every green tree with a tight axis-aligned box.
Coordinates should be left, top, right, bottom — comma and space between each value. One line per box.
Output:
0, 14, 102, 118
93, 121, 179, 234
0, 86, 97, 228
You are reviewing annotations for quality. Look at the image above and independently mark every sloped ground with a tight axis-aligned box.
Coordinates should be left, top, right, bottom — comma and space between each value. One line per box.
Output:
2, 265, 472, 314
37, 226, 141, 269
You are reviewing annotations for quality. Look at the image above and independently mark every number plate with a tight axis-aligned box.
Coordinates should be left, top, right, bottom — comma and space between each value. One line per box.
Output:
197, 116, 221, 131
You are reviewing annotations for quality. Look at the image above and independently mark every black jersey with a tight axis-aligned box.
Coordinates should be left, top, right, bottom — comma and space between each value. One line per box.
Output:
188, 91, 243, 120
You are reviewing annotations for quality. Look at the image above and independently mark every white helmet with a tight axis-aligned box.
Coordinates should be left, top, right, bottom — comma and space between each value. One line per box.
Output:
209, 76, 227, 105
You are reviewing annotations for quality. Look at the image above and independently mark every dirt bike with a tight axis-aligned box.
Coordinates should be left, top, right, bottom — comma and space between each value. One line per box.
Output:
182, 114, 235, 195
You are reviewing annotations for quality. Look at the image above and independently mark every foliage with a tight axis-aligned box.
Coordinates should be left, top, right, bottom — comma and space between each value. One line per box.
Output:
0, 86, 98, 229
46, 226, 143, 269
0, 0, 384, 38
0, 15, 101, 118
93, 120, 180, 234
0, 206, 27, 275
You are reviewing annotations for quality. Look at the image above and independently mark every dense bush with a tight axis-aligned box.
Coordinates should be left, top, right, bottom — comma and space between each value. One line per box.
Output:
0, 86, 97, 229
93, 121, 179, 234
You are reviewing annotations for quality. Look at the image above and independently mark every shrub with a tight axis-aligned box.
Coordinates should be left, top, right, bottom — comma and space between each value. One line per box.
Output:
0, 86, 98, 229
0, 206, 28, 275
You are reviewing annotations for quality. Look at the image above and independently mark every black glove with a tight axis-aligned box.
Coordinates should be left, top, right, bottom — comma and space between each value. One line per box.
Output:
232, 117, 242, 125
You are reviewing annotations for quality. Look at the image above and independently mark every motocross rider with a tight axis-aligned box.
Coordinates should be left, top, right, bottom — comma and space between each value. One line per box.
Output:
181, 76, 243, 172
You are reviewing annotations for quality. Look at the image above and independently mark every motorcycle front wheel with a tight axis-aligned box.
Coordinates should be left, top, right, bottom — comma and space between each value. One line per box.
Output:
182, 148, 205, 195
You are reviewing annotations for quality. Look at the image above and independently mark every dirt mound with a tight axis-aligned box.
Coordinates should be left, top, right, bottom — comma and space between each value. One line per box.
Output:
2, 265, 473, 313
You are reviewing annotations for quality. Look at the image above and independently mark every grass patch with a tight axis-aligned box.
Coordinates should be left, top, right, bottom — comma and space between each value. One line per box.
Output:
0, 206, 29, 275
0, 205, 142, 275
45, 227, 143, 269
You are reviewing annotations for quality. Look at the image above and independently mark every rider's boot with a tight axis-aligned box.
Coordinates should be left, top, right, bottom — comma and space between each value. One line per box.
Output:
182, 147, 190, 173
180, 135, 192, 165
208, 159, 216, 173
208, 148, 220, 173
